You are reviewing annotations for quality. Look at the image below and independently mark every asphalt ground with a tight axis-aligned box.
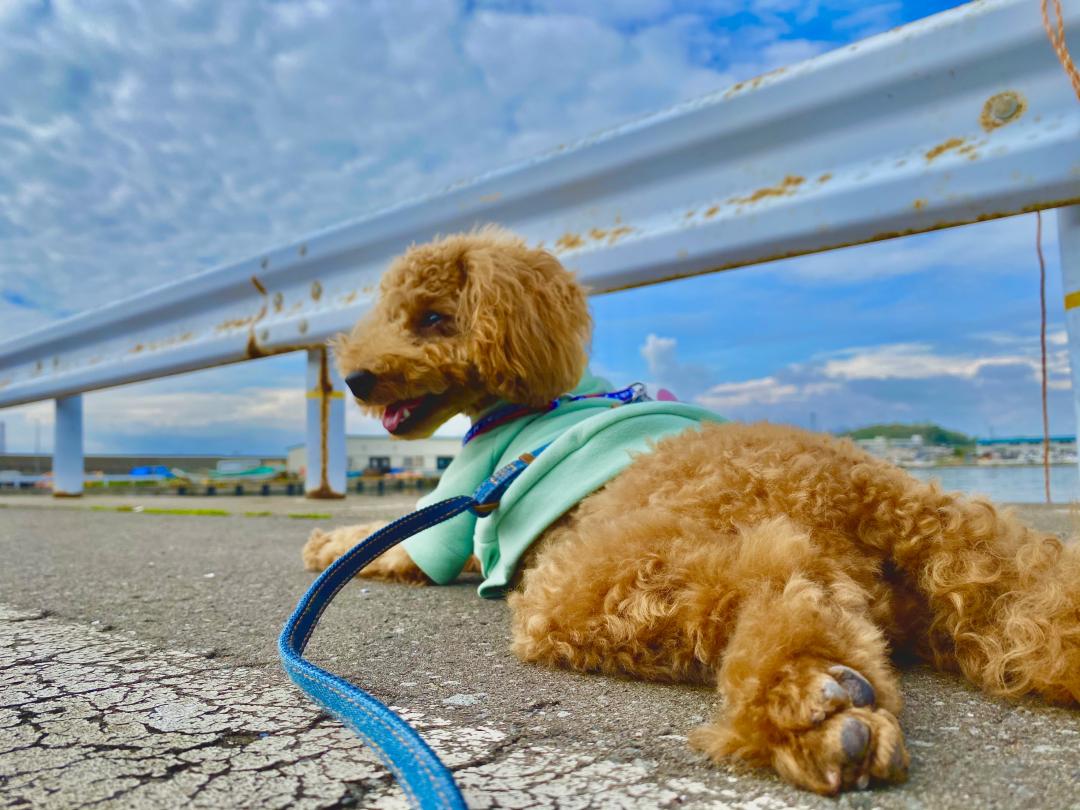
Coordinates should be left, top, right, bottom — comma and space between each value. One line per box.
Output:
2, 498, 1079, 809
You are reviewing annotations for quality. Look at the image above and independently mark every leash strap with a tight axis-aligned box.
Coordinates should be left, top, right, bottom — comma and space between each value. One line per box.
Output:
463, 382, 649, 445
278, 448, 546, 809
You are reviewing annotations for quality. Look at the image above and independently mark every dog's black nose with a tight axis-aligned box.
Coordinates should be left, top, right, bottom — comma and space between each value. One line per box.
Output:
345, 370, 377, 400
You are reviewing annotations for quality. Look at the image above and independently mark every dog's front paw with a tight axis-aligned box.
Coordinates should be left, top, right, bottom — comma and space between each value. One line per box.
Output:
302, 522, 386, 572
358, 543, 431, 585
694, 659, 908, 795
770, 701, 907, 795
769, 663, 908, 794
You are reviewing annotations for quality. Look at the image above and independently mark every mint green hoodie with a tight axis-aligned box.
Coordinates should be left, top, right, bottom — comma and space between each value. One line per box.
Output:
403, 372, 725, 598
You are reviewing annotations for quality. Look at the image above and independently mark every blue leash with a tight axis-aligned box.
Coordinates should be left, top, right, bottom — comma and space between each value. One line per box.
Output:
278, 448, 546, 809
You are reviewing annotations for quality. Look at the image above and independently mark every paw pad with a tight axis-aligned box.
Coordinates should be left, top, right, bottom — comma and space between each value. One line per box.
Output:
828, 665, 876, 707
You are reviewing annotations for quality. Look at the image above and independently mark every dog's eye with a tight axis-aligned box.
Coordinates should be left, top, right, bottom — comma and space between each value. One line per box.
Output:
419, 311, 444, 328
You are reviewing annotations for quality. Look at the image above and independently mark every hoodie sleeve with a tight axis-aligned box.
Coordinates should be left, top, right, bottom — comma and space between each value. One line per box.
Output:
400, 444, 492, 584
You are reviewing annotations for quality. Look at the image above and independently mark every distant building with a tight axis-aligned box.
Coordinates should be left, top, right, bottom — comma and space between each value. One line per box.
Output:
854, 434, 952, 467
975, 436, 1077, 465
853, 434, 1079, 467
286, 434, 462, 476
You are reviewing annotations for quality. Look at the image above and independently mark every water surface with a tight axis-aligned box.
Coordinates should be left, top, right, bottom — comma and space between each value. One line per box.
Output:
906, 464, 1078, 504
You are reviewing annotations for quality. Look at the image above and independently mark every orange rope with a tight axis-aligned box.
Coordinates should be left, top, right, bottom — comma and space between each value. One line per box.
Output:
1037, 211, 1051, 503
1042, 0, 1080, 100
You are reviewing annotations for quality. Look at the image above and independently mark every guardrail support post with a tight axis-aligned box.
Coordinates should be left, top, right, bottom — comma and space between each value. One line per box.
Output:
53, 394, 84, 497
1058, 206, 1080, 490
305, 347, 346, 499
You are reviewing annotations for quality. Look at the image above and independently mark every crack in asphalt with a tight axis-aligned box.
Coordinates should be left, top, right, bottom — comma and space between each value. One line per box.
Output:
2, 604, 759, 809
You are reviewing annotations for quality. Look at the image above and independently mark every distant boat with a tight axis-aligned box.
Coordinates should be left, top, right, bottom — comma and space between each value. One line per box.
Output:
129, 465, 174, 478
207, 465, 281, 481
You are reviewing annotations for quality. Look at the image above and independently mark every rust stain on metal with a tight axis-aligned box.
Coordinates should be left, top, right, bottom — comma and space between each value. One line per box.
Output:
132, 331, 196, 355
589, 227, 608, 240
723, 65, 787, 99
730, 175, 805, 205
925, 137, 967, 162
341, 291, 357, 305
311, 281, 323, 301
273, 292, 284, 313
606, 225, 634, 244
685, 210, 696, 219
244, 334, 319, 360
980, 91, 1026, 132
245, 334, 267, 358
306, 346, 344, 500
250, 275, 267, 295
913, 199, 927, 210
704, 205, 720, 219
298, 319, 309, 335
555, 232, 585, 251
217, 313, 257, 332
818, 173, 833, 183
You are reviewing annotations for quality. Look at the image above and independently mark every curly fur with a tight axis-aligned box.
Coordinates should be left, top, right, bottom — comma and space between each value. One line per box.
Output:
305, 228, 1080, 795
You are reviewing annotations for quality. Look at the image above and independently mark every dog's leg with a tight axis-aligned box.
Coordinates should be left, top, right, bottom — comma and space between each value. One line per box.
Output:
855, 470, 1080, 705
509, 509, 737, 684
302, 524, 431, 585
512, 508, 907, 794
693, 563, 908, 795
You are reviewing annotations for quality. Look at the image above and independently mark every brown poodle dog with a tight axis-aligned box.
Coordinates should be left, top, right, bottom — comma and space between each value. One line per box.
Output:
303, 227, 1080, 795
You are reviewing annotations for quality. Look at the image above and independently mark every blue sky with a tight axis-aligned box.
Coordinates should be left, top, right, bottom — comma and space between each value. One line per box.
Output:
1, 0, 1073, 455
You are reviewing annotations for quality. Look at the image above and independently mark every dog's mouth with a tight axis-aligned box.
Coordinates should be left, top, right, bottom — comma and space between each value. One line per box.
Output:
382, 395, 442, 435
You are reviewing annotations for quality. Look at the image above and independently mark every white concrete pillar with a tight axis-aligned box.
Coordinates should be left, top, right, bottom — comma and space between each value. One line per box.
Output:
305, 347, 346, 499
53, 394, 84, 497
1058, 206, 1080, 491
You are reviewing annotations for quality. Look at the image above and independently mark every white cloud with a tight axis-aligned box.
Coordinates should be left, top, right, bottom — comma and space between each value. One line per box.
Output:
3, 0, 881, 337
696, 376, 801, 408
688, 332, 1075, 436
641, 333, 677, 373
0, 1, 766, 336
640, 332, 715, 400
819, 334, 1072, 390
822, 344, 1028, 381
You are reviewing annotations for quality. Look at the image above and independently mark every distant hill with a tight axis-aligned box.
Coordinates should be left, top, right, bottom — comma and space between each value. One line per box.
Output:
842, 423, 973, 446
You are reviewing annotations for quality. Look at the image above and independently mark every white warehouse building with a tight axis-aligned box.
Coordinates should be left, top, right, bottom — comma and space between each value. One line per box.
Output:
287, 434, 462, 477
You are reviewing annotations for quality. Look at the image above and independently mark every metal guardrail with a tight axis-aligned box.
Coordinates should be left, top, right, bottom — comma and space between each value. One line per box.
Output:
1, 0, 1079, 495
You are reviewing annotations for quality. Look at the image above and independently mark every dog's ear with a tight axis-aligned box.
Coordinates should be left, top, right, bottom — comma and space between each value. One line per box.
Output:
461, 240, 591, 407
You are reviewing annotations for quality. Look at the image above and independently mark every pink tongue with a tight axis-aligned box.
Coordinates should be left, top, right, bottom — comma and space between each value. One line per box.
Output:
382, 398, 424, 432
